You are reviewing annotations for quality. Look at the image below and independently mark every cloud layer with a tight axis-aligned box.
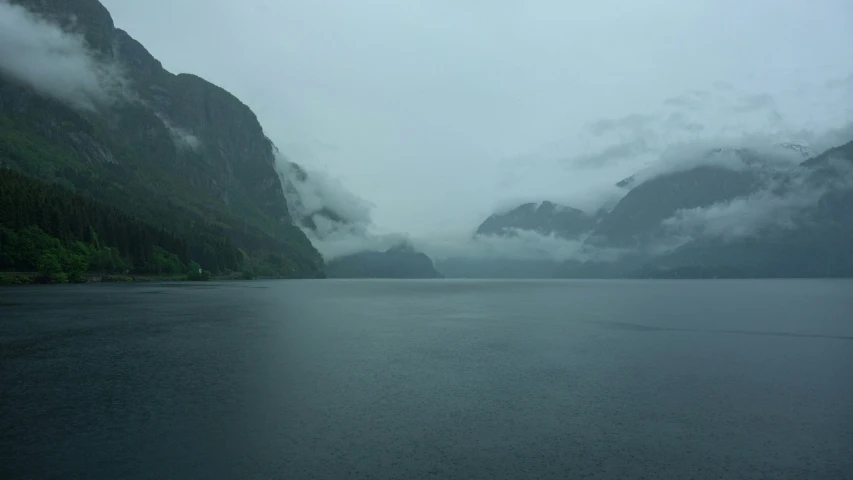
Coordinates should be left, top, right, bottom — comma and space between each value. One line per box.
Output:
274, 150, 405, 260
662, 182, 824, 242
100, 0, 853, 237
0, 1, 128, 110
11, 0, 850, 266
417, 230, 625, 264
156, 114, 202, 151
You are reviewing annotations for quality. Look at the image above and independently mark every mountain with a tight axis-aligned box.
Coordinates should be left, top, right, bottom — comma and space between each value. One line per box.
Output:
325, 244, 443, 279
435, 200, 597, 278
591, 147, 809, 249
591, 167, 760, 248
1, 168, 196, 282
0, 0, 323, 277
801, 140, 853, 228
618, 140, 853, 278
476, 201, 596, 240
447, 142, 853, 279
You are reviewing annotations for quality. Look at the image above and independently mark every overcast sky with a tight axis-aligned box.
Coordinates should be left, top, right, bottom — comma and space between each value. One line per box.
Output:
100, 0, 853, 237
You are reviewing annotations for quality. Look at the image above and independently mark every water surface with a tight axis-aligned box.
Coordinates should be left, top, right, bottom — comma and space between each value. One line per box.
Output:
1, 280, 852, 479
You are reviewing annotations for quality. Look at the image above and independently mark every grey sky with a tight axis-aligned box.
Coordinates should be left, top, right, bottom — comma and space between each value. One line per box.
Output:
100, 0, 853, 238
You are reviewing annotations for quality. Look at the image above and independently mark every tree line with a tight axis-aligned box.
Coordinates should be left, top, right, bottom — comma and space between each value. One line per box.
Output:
0, 168, 242, 277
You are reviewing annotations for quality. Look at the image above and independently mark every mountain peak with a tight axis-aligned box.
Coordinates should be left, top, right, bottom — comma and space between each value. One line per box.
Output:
0, 0, 323, 277
476, 201, 594, 240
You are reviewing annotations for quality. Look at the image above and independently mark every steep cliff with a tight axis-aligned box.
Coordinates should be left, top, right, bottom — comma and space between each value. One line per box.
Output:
0, 0, 322, 276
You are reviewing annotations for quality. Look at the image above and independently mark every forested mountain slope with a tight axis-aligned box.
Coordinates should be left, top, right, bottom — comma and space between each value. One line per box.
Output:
0, 0, 323, 277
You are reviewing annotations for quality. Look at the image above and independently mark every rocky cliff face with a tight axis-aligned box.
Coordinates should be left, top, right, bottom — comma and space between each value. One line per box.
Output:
0, 0, 322, 276
14, 0, 117, 54
7, 0, 289, 222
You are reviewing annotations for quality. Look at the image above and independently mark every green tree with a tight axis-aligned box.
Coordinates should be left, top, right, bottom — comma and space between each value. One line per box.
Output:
37, 253, 62, 281
241, 268, 255, 280
66, 254, 89, 283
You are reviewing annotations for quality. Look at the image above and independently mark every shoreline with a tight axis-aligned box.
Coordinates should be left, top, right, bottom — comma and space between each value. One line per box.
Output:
0, 272, 254, 286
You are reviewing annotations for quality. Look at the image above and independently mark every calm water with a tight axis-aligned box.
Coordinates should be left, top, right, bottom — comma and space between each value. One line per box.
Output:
1, 280, 852, 479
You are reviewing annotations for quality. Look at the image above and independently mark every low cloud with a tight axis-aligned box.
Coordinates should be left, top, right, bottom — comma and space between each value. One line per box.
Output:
418, 230, 626, 264
824, 74, 853, 90
558, 77, 847, 187
663, 112, 705, 135
661, 164, 852, 241
663, 91, 708, 110
585, 114, 658, 137
157, 114, 201, 151
663, 189, 818, 241
0, 1, 129, 111
308, 230, 411, 261
275, 151, 372, 229
276, 152, 373, 231
807, 121, 853, 154
731, 94, 777, 113
487, 179, 626, 219
568, 138, 653, 168
561, 114, 662, 173
626, 136, 812, 187
274, 149, 412, 260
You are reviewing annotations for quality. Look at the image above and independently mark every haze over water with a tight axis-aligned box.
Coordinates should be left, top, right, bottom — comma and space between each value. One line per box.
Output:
2, 279, 852, 479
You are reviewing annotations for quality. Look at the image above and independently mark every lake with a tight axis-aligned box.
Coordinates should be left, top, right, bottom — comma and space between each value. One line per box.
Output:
1, 280, 852, 479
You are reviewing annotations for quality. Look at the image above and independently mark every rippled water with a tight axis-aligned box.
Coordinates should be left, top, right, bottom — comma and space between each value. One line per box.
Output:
1, 279, 852, 479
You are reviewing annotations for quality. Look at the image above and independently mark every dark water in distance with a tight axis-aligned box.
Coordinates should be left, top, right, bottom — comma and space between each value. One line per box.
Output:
1, 280, 852, 480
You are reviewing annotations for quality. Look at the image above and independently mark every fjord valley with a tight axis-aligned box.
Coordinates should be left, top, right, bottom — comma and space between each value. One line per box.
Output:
2, 0, 852, 282
3, 1, 853, 479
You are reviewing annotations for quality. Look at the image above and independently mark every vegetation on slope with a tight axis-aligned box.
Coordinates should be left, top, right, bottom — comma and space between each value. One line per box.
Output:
0, 168, 225, 283
0, 0, 325, 279
325, 245, 443, 279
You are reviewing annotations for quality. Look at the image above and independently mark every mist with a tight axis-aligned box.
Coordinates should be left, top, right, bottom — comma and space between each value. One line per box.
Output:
662, 182, 826, 242
0, 1, 128, 111
274, 150, 412, 260
156, 114, 201, 151
99, 0, 853, 240
417, 230, 626, 264
91, 0, 853, 268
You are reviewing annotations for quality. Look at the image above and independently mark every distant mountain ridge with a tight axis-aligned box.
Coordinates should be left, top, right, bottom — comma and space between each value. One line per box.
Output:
3, 0, 848, 280
444, 142, 853, 279
476, 201, 597, 240
325, 244, 443, 279
589, 165, 761, 248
